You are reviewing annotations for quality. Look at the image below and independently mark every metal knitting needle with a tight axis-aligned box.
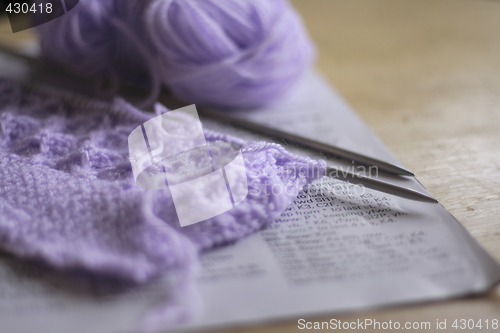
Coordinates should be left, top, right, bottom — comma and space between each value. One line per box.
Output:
209, 143, 436, 203
198, 107, 415, 177
324, 166, 437, 203
0, 44, 436, 202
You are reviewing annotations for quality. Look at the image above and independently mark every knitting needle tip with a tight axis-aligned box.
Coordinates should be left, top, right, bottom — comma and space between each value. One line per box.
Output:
324, 166, 437, 204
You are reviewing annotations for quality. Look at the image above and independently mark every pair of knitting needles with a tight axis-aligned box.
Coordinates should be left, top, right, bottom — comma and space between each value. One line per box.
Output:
0, 44, 437, 203
199, 108, 437, 203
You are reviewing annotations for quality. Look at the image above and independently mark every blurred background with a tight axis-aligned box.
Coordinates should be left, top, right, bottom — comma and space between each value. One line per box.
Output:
1, 0, 500, 332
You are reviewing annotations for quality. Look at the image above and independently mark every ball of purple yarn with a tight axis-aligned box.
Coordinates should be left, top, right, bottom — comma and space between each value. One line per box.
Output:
37, 0, 315, 109
37, 0, 116, 75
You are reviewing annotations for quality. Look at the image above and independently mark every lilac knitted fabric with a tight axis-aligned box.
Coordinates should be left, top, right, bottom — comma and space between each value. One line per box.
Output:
0, 78, 325, 284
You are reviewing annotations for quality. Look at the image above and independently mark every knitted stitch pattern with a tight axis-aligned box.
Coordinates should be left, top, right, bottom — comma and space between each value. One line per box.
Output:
0, 79, 325, 283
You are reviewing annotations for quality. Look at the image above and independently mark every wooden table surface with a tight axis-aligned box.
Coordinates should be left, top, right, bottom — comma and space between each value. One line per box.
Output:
1, 0, 500, 332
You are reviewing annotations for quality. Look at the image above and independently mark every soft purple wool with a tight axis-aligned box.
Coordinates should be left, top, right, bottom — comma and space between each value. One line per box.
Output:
0, 79, 325, 330
0, 77, 324, 280
36, 0, 315, 108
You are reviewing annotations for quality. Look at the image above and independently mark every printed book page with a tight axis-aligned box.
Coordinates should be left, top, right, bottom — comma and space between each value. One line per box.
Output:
180, 71, 500, 330
0, 51, 499, 333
